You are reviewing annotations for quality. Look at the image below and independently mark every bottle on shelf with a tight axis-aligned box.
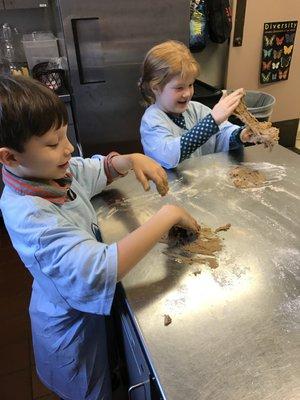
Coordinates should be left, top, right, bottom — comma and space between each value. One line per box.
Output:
0, 23, 29, 77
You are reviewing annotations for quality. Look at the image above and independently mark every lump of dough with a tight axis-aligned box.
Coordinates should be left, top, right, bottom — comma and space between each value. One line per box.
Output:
233, 94, 279, 149
229, 166, 266, 188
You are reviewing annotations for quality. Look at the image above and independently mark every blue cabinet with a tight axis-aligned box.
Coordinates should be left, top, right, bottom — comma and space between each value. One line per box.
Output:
121, 310, 151, 399
114, 285, 163, 400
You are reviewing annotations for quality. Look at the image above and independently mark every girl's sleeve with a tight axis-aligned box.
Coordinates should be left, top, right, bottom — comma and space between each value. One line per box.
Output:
141, 118, 182, 169
228, 126, 244, 150
212, 121, 244, 153
179, 111, 244, 161
179, 114, 219, 161
182, 101, 244, 155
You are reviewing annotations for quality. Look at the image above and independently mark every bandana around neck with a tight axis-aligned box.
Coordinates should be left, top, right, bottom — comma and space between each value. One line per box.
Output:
2, 167, 73, 205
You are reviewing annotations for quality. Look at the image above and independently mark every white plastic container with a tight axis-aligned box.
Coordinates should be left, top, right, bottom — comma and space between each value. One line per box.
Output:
22, 31, 59, 71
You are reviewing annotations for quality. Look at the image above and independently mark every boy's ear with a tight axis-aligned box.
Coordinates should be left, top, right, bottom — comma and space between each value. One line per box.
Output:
0, 147, 20, 167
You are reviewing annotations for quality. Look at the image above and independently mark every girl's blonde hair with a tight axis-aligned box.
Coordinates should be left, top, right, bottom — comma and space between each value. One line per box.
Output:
138, 40, 200, 106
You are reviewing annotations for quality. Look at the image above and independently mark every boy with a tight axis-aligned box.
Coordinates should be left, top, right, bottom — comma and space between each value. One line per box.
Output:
0, 76, 199, 399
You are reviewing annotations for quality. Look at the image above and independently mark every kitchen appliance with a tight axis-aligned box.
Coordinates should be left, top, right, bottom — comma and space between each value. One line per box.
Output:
22, 31, 59, 71
56, 0, 190, 156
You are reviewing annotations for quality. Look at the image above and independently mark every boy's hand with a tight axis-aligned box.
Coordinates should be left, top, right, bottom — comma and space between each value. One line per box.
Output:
128, 153, 169, 196
117, 203, 199, 279
211, 88, 244, 125
162, 204, 200, 234
174, 205, 201, 234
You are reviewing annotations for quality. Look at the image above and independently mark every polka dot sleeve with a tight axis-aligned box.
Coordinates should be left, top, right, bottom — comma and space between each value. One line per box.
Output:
179, 114, 219, 162
229, 127, 244, 150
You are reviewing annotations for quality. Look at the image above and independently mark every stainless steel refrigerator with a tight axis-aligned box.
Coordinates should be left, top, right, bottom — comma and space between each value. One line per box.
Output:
57, 0, 190, 157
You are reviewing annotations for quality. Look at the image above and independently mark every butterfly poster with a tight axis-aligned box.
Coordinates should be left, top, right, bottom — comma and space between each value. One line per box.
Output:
260, 20, 297, 84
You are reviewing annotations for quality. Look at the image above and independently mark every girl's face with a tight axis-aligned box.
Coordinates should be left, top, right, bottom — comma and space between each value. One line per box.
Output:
11, 124, 74, 180
154, 74, 195, 115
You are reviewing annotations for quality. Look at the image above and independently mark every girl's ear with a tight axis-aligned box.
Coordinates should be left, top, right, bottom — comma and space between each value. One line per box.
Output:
0, 147, 20, 167
150, 82, 160, 95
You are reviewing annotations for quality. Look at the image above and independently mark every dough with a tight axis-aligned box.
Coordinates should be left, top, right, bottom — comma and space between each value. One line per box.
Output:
168, 226, 199, 246
163, 225, 230, 269
157, 181, 169, 196
229, 166, 266, 188
233, 95, 279, 148
164, 314, 172, 326
184, 227, 222, 256
215, 223, 231, 233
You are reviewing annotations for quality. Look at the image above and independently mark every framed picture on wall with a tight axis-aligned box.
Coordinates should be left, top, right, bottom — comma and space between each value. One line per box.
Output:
260, 20, 297, 84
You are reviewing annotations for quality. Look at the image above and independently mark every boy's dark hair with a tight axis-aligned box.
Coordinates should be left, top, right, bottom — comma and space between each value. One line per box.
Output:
0, 76, 68, 152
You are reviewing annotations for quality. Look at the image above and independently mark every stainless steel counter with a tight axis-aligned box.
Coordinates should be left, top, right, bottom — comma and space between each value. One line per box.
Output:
93, 145, 300, 400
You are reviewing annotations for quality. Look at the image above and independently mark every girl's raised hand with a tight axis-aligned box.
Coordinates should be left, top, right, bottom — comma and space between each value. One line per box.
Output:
211, 88, 245, 125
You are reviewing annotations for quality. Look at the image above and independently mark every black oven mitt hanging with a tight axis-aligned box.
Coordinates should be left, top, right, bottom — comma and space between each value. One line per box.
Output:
206, 0, 232, 43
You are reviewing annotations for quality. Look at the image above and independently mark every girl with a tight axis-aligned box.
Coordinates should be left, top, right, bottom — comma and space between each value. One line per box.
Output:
139, 40, 254, 169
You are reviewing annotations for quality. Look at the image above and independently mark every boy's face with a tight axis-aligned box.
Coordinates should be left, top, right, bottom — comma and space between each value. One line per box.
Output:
9, 124, 74, 180
154, 74, 195, 115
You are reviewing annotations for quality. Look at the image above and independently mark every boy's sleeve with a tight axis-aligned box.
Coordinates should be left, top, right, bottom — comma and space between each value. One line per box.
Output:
35, 223, 118, 315
69, 155, 107, 199
141, 117, 181, 169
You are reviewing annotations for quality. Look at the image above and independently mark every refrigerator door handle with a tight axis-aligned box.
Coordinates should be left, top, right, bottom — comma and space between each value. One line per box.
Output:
71, 17, 106, 84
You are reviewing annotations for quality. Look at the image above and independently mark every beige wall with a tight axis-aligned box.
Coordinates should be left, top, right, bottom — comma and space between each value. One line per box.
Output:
226, 0, 300, 122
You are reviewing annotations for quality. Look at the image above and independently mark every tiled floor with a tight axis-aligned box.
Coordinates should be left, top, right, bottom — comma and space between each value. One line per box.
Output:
0, 219, 60, 400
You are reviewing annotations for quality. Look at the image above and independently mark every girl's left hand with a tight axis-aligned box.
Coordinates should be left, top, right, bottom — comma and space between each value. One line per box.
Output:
240, 128, 260, 144
128, 153, 169, 196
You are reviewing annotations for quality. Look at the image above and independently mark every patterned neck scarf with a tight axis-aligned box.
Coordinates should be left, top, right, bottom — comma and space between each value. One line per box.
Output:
2, 167, 73, 205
